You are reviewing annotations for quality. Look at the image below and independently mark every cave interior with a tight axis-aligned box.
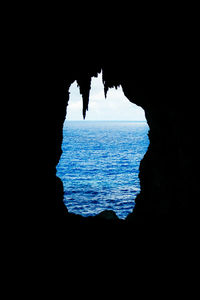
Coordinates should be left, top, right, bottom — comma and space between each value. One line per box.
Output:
22, 27, 195, 251
46, 48, 198, 238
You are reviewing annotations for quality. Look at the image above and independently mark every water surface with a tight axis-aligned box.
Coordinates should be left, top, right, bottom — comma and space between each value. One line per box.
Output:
56, 121, 149, 219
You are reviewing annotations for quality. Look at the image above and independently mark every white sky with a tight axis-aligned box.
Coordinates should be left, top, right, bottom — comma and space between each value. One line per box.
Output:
66, 72, 146, 121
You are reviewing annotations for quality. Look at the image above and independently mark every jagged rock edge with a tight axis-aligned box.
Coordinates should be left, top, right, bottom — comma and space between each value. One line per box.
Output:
75, 69, 121, 119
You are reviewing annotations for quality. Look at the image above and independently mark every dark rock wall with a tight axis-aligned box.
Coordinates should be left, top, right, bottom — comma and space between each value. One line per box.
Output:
50, 46, 198, 234
12, 7, 200, 286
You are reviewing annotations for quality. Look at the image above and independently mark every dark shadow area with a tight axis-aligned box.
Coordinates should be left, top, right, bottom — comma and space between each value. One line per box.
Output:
11, 8, 200, 292
52, 54, 198, 240
34, 30, 199, 253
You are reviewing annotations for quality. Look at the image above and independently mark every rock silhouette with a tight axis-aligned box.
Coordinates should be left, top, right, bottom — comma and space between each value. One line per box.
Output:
39, 31, 198, 244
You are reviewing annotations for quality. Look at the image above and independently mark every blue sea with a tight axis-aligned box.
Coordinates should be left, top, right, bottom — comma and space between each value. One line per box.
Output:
56, 121, 149, 219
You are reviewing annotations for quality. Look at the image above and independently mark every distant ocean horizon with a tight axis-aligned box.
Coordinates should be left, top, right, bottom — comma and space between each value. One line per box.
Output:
64, 120, 146, 123
56, 121, 149, 219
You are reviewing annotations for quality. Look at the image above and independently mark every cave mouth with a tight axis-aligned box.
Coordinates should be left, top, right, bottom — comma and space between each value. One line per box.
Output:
56, 74, 149, 220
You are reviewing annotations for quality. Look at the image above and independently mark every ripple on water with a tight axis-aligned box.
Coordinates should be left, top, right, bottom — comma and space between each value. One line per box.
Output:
57, 121, 149, 219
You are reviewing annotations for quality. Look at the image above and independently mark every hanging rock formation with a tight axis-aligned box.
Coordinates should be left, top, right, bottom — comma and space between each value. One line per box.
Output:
37, 31, 199, 244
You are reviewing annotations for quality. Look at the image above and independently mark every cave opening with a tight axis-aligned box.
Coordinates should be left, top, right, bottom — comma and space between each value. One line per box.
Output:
56, 73, 149, 220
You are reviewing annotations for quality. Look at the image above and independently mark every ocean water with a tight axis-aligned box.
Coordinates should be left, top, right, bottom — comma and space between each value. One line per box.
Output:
56, 121, 149, 219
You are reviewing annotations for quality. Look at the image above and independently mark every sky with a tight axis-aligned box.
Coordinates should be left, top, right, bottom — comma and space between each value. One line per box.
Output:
66, 72, 146, 121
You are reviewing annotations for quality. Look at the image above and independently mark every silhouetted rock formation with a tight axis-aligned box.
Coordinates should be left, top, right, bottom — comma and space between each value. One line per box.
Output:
39, 37, 198, 242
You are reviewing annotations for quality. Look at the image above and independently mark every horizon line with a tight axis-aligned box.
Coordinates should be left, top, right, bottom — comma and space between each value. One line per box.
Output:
64, 120, 147, 122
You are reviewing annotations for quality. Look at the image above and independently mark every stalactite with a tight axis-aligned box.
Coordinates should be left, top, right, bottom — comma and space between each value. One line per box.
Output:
102, 68, 121, 98
76, 68, 101, 119
77, 76, 92, 119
